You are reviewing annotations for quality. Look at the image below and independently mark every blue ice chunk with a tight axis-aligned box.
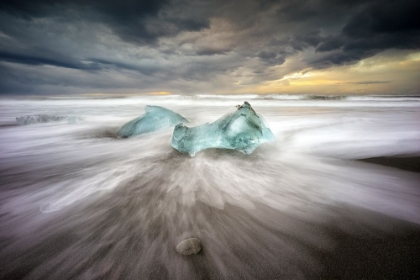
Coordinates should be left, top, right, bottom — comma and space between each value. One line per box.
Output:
171, 102, 274, 156
16, 115, 82, 125
117, 105, 189, 138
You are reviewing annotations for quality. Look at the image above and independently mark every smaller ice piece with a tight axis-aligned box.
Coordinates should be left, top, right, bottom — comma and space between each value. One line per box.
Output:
16, 115, 81, 125
117, 105, 189, 138
171, 101, 275, 156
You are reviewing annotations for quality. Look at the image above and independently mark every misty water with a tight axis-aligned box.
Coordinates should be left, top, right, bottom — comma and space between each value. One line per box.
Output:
1, 95, 420, 279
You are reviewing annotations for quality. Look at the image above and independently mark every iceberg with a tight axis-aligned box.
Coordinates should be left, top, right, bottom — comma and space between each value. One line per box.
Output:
16, 115, 82, 125
171, 101, 275, 156
117, 105, 189, 138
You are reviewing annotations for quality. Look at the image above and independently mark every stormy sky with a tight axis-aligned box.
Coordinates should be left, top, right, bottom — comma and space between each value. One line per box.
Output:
0, 0, 419, 95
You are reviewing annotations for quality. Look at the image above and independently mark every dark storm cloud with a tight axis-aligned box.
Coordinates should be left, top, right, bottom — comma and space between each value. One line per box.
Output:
0, 0, 210, 44
87, 58, 159, 75
343, 1, 420, 37
313, 0, 420, 67
0, 0, 419, 94
0, 48, 159, 75
257, 51, 285, 66
195, 46, 231, 56
0, 51, 102, 70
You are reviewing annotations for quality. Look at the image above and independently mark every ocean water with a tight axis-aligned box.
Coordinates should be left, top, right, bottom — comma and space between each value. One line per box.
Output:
0, 95, 420, 279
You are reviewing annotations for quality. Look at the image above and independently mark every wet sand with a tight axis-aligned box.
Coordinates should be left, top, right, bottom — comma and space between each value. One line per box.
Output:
360, 156, 420, 173
319, 207, 420, 279
324, 156, 420, 279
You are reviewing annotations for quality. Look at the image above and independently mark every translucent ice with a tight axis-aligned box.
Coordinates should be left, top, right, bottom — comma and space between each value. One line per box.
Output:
171, 102, 274, 156
16, 115, 82, 125
117, 105, 189, 138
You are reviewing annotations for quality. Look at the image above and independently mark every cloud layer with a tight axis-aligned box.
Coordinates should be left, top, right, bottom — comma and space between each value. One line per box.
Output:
0, 0, 419, 95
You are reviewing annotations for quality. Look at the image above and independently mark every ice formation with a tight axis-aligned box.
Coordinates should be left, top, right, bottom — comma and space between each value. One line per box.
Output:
117, 105, 189, 138
16, 115, 82, 125
171, 101, 275, 156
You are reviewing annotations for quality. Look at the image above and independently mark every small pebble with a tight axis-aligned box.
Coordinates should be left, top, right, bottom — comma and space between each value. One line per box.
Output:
176, 238, 201, 255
